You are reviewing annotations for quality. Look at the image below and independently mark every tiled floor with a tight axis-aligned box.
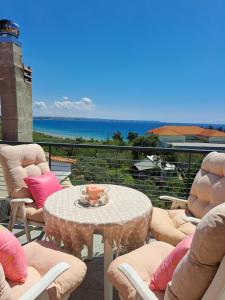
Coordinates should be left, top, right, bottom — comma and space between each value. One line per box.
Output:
13, 225, 120, 300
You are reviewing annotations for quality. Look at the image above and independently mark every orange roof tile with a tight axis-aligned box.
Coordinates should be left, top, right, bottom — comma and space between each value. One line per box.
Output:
51, 156, 76, 164
199, 129, 225, 137
148, 126, 225, 137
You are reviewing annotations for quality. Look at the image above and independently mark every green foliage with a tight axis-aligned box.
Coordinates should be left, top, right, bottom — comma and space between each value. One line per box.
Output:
112, 131, 123, 142
132, 135, 158, 147
33, 130, 202, 209
127, 131, 138, 142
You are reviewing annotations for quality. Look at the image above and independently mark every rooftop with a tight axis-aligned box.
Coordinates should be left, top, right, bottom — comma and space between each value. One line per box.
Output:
148, 126, 225, 137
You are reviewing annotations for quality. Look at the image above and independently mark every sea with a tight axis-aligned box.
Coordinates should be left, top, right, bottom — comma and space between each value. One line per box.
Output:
33, 118, 225, 141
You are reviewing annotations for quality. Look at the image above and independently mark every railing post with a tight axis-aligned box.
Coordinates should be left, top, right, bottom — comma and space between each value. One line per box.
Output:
186, 153, 192, 197
115, 149, 119, 184
48, 145, 52, 169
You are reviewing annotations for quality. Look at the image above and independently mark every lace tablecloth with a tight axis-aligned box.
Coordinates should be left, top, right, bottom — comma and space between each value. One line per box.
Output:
44, 185, 152, 257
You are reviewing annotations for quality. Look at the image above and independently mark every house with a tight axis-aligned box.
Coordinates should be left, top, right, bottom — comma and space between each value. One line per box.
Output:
147, 126, 225, 144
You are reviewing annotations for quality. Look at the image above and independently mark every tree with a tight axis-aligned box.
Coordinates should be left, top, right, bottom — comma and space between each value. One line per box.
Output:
132, 135, 158, 147
217, 126, 224, 132
132, 135, 158, 159
127, 131, 138, 142
112, 131, 123, 142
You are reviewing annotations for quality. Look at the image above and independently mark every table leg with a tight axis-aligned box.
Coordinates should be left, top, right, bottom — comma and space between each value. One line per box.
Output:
88, 235, 93, 260
104, 239, 113, 300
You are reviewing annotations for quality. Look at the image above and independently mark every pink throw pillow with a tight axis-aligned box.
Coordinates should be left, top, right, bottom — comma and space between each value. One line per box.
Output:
0, 225, 27, 283
24, 171, 62, 208
150, 234, 193, 291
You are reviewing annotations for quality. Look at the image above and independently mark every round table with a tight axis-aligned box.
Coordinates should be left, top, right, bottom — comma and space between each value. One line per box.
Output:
44, 184, 152, 300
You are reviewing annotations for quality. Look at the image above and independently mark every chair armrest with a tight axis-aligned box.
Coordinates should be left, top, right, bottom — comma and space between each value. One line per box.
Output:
10, 198, 33, 204
62, 184, 72, 189
183, 216, 201, 224
118, 263, 158, 300
160, 195, 188, 210
19, 262, 69, 300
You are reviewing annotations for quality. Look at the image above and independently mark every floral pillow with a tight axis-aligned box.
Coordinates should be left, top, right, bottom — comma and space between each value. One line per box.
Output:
0, 225, 27, 283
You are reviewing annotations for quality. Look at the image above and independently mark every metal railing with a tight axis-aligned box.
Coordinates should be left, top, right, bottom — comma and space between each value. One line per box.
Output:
0, 141, 223, 208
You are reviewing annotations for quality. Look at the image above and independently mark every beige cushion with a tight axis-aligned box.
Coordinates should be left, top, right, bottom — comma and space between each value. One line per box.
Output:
9, 266, 41, 299
0, 264, 12, 300
202, 256, 225, 300
151, 207, 195, 246
107, 241, 173, 300
23, 240, 87, 299
188, 151, 225, 218
0, 144, 50, 198
165, 203, 225, 300
17, 203, 44, 223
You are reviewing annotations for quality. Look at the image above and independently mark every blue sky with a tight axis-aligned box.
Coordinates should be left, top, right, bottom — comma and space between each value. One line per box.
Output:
1, 0, 225, 123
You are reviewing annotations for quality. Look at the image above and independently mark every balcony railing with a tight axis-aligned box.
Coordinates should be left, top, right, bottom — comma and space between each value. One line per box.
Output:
0, 141, 223, 208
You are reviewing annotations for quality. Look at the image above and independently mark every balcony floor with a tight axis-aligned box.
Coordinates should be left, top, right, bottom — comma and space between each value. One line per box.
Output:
13, 225, 120, 300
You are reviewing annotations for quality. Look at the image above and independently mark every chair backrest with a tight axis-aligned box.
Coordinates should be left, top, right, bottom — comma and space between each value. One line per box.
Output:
202, 255, 225, 300
0, 263, 12, 299
187, 151, 225, 219
0, 144, 50, 199
165, 203, 225, 300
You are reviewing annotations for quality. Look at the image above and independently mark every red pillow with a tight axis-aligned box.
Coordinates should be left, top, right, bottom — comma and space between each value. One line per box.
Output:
24, 172, 62, 208
0, 225, 27, 283
150, 234, 193, 291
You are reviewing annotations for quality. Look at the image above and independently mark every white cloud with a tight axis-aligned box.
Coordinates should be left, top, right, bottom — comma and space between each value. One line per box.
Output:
54, 97, 95, 110
33, 101, 47, 109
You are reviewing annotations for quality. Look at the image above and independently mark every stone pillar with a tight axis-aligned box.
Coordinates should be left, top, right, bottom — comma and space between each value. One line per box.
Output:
0, 20, 32, 142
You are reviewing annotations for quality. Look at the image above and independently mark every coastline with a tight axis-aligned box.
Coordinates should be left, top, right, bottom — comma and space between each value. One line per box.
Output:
33, 118, 225, 143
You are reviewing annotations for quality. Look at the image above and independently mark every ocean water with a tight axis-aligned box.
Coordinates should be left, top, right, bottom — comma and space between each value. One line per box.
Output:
33, 118, 225, 141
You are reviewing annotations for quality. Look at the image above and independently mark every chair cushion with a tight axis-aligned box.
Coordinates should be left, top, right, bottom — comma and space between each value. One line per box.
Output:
24, 172, 62, 208
165, 203, 225, 300
0, 144, 50, 199
23, 240, 87, 299
151, 207, 196, 246
202, 256, 225, 300
0, 226, 27, 283
188, 151, 225, 219
107, 241, 174, 300
9, 266, 41, 299
16, 203, 44, 223
0, 264, 12, 300
150, 234, 193, 291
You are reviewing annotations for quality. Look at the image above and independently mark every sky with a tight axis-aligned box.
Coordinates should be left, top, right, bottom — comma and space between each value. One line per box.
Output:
1, 0, 225, 123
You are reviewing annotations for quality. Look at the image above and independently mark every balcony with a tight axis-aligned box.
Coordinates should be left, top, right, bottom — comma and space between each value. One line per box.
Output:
0, 141, 222, 299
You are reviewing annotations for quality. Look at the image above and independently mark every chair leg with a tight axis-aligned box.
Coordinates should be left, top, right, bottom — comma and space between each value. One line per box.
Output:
20, 203, 31, 242
8, 203, 18, 232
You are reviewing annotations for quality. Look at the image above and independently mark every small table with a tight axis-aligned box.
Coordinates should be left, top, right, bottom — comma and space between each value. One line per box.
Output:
44, 185, 152, 300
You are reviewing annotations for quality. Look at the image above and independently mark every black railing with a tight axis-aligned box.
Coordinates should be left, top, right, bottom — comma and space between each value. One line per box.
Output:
0, 141, 223, 208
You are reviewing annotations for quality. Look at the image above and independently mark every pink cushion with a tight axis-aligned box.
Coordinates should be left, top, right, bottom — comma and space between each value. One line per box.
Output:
0, 225, 27, 283
150, 234, 193, 291
24, 172, 62, 208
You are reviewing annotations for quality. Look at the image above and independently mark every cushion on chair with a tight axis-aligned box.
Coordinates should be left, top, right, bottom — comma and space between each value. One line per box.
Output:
107, 241, 174, 300
0, 144, 50, 199
188, 152, 225, 219
17, 203, 44, 223
0, 264, 12, 300
150, 234, 193, 291
151, 207, 195, 246
202, 256, 225, 300
165, 203, 225, 300
23, 240, 87, 299
9, 266, 41, 299
24, 172, 62, 208
0, 226, 27, 283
